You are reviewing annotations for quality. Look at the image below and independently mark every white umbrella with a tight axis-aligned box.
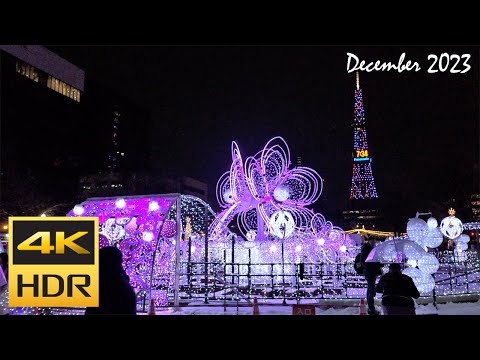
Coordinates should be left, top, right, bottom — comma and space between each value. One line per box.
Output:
365, 238, 426, 264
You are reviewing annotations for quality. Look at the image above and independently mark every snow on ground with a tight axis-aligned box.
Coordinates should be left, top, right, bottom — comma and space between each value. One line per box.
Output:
150, 300, 480, 315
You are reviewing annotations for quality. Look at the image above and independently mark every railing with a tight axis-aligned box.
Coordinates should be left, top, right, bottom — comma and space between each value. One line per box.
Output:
151, 250, 480, 305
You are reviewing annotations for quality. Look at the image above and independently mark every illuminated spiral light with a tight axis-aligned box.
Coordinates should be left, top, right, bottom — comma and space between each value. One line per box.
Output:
427, 217, 438, 229
148, 200, 160, 212
273, 185, 289, 202
115, 198, 126, 209
161, 220, 176, 238
73, 205, 84, 216
223, 189, 235, 204
417, 253, 439, 274
210, 136, 323, 241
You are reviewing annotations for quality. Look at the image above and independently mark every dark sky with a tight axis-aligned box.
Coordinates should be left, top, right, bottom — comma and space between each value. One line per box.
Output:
48, 45, 479, 221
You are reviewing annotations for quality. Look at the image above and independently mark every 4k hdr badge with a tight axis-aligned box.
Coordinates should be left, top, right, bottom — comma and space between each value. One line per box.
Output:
8, 217, 99, 307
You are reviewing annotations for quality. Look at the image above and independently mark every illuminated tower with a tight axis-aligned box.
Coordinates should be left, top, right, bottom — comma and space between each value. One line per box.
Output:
349, 72, 378, 199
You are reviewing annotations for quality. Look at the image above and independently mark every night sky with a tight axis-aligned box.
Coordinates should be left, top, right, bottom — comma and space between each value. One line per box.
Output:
48, 46, 479, 223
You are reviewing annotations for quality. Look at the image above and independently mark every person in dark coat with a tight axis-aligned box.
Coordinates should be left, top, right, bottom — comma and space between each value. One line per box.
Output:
375, 263, 420, 315
361, 237, 382, 315
85, 246, 137, 315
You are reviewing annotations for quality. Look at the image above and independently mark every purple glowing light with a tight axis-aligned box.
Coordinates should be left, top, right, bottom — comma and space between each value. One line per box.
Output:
161, 219, 176, 238
211, 136, 323, 241
73, 205, 85, 216
295, 245, 302, 252
115, 198, 126, 209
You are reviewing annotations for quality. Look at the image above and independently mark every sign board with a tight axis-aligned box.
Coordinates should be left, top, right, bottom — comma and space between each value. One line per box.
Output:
292, 304, 316, 315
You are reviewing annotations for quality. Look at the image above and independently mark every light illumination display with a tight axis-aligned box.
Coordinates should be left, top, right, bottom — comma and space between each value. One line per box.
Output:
349, 74, 378, 199
210, 136, 324, 241
440, 208, 463, 240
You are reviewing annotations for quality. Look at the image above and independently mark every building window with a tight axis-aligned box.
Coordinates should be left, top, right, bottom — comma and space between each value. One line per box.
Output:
16, 60, 81, 102
16, 61, 39, 82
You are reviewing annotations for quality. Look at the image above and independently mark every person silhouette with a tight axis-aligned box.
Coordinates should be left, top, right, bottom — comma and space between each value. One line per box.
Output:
361, 237, 382, 315
85, 246, 136, 315
375, 262, 420, 315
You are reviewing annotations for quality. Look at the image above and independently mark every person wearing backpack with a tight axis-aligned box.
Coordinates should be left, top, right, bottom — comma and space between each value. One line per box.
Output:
361, 237, 382, 315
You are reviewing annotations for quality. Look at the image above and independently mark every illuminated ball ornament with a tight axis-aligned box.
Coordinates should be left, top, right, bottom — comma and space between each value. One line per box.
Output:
457, 234, 470, 244
273, 185, 289, 202
417, 253, 439, 275
269, 210, 295, 239
423, 228, 444, 249
223, 189, 235, 204
427, 217, 438, 229
414, 275, 435, 294
73, 205, 85, 216
115, 198, 126, 209
440, 208, 463, 240
161, 220, 176, 238
406, 217, 427, 244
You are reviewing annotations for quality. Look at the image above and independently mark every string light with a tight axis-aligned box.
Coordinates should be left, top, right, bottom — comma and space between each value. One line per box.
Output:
349, 81, 378, 199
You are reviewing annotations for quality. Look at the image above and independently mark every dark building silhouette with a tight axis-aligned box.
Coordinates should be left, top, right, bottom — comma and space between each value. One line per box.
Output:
0, 45, 150, 220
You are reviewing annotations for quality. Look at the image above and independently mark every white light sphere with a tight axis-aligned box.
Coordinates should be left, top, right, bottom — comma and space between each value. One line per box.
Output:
40, 213, 47, 217
402, 266, 423, 279
73, 205, 85, 216
148, 200, 160, 212
406, 218, 427, 243
143, 231, 154, 242
456, 242, 468, 251
317, 238, 325, 246
269, 210, 295, 239
457, 234, 470, 244
440, 215, 463, 240
223, 189, 235, 204
424, 228, 444, 249
295, 245, 302, 252
273, 185, 290, 202
414, 275, 435, 294
404, 242, 424, 261
417, 253, 439, 275
340, 245, 347, 253
269, 245, 277, 253
172, 239, 176, 245
427, 217, 438, 229
115, 198, 126, 209
191, 245, 196, 253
